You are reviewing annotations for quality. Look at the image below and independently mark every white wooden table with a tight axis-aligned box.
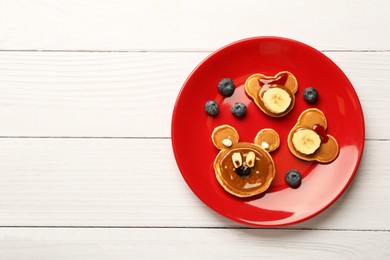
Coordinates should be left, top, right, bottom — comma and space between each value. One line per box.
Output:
0, 0, 389, 258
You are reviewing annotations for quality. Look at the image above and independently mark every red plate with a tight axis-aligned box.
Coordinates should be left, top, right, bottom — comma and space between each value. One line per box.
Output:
171, 37, 364, 227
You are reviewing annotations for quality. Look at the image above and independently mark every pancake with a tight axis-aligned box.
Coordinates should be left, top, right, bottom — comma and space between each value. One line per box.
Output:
287, 108, 339, 163
212, 125, 279, 197
245, 71, 298, 117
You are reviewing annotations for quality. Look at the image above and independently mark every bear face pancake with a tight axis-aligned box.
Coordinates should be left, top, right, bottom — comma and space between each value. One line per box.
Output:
212, 125, 279, 197
288, 108, 339, 163
245, 71, 298, 117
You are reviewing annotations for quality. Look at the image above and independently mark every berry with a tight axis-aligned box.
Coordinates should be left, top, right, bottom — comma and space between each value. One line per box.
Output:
235, 165, 251, 177
303, 87, 319, 104
218, 78, 235, 97
285, 169, 302, 188
231, 102, 247, 118
204, 100, 219, 117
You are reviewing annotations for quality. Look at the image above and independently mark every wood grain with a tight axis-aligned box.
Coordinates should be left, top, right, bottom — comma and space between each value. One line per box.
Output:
0, 228, 389, 259
0, 0, 389, 51
0, 138, 387, 230
0, 0, 389, 258
0, 51, 388, 138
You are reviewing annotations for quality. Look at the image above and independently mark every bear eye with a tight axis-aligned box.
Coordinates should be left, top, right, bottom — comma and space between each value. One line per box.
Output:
232, 152, 242, 168
246, 151, 256, 168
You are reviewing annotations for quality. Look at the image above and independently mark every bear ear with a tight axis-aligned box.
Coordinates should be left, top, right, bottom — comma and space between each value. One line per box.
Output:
314, 136, 339, 163
245, 74, 263, 99
297, 108, 327, 129
212, 125, 239, 150
254, 129, 280, 152
278, 71, 298, 94
245, 71, 298, 97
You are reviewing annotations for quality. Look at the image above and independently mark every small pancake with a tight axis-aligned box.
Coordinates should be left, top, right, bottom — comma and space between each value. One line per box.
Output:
254, 129, 280, 152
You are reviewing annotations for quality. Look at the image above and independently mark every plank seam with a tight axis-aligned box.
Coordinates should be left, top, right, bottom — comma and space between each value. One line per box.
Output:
0, 136, 172, 139
0, 49, 389, 53
0, 226, 387, 232
0, 137, 387, 141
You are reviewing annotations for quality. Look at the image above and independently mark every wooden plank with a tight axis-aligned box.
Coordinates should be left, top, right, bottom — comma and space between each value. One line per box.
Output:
0, 228, 388, 259
0, 0, 389, 50
0, 51, 388, 139
0, 51, 207, 138
0, 138, 387, 230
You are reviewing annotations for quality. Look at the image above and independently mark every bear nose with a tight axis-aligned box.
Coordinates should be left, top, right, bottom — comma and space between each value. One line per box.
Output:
235, 165, 251, 177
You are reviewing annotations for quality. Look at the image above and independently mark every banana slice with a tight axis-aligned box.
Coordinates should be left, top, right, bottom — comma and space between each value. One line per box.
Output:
292, 129, 321, 155
262, 88, 291, 114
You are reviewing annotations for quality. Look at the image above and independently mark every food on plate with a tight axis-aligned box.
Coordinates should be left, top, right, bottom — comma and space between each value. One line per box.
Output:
285, 169, 302, 188
303, 87, 319, 104
262, 87, 292, 114
231, 102, 247, 118
218, 78, 235, 97
204, 100, 219, 117
212, 125, 279, 197
292, 129, 321, 155
245, 71, 298, 117
288, 108, 339, 163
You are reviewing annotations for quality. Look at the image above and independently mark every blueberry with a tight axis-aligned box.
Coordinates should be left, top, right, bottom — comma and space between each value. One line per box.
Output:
235, 165, 251, 178
231, 102, 247, 118
218, 78, 235, 97
204, 100, 219, 117
303, 87, 319, 104
285, 169, 302, 188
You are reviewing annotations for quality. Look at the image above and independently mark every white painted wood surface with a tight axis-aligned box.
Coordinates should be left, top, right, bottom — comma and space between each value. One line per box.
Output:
0, 0, 389, 51
0, 51, 389, 139
0, 228, 389, 259
0, 0, 389, 258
